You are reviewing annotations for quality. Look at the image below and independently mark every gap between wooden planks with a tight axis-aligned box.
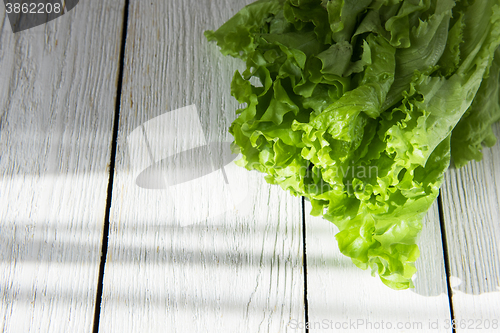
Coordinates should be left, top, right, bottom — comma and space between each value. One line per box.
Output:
98, 0, 305, 332
0, 1, 126, 332
440, 122, 500, 333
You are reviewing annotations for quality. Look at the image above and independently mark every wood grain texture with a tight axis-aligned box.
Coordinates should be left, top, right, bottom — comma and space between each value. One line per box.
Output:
440, 122, 500, 331
305, 201, 452, 333
0, 1, 125, 332
98, 0, 305, 332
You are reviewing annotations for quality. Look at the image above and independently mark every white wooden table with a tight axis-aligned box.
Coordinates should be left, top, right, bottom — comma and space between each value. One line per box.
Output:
0, 1, 499, 332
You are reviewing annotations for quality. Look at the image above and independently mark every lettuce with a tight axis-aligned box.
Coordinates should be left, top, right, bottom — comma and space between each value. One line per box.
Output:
206, 0, 500, 289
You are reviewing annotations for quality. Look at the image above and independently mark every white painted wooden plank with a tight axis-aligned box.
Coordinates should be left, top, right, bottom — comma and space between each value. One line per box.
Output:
440, 122, 500, 332
0, 1, 125, 332
99, 0, 305, 332
305, 201, 452, 333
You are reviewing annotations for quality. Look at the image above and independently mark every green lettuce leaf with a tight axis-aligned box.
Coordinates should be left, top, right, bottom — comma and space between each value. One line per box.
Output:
206, 0, 500, 289
451, 48, 500, 167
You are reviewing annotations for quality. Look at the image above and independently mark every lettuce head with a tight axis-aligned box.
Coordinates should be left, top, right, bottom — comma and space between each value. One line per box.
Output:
205, 0, 500, 289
